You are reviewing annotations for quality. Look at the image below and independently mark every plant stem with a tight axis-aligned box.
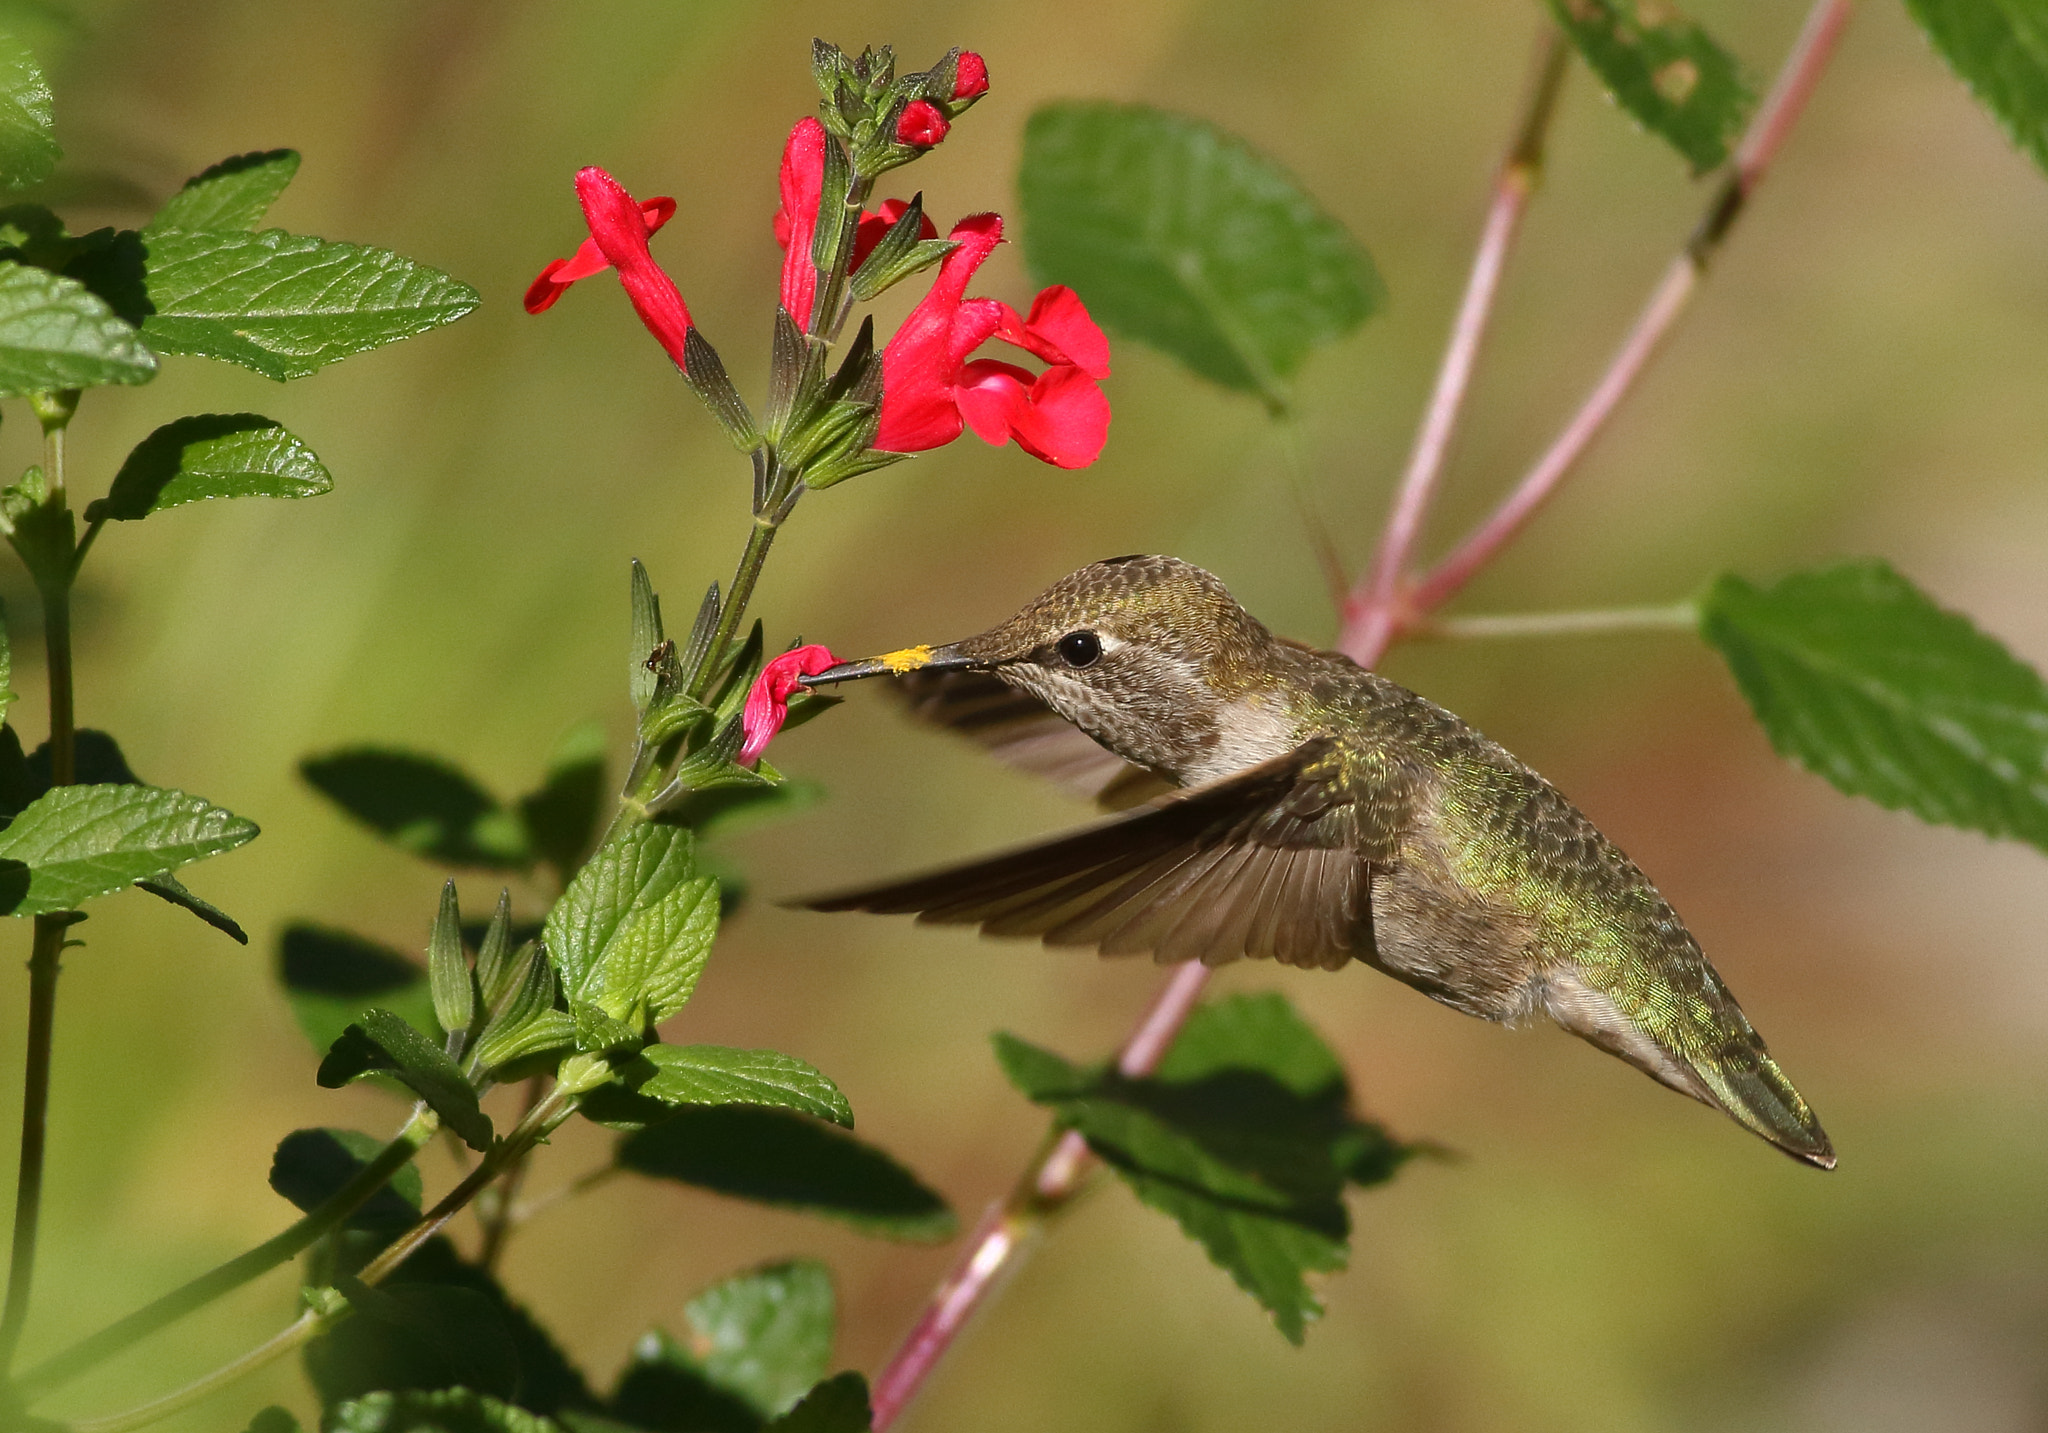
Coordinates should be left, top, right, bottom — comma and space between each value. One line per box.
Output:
13, 1110, 438, 1402
1415, 602, 1699, 641
868, 961, 1212, 1430
1342, 25, 1569, 667
1401, 0, 1855, 622
690, 515, 780, 700
473, 1077, 545, 1273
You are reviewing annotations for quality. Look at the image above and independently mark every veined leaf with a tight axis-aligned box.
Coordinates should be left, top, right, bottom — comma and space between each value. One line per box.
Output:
0, 259, 157, 396
89, 413, 332, 521
0, 782, 255, 916
1904, 0, 2048, 177
139, 227, 478, 380
1702, 560, 2048, 850
589, 1045, 852, 1128
544, 821, 719, 1024
0, 31, 58, 193
147, 149, 301, 232
1545, 0, 1753, 174
1019, 102, 1380, 407
317, 1008, 492, 1151
613, 1260, 835, 1426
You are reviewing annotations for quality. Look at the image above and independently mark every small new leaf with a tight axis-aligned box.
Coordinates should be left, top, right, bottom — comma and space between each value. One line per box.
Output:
0, 31, 58, 193
1019, 102, 1381, 408
139, 228, 478, 379
1903, 0, 2048, 177
147, 149, 301, 232
1545, 0, 1753, 175
0, 260, 157, 396
0, 783, 256, 917
318, 1009, 493, 1151
1702, 560, 2048, 852
89, 413, 332, 521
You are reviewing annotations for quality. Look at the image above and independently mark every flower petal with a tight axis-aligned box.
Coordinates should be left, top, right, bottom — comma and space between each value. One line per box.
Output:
852, 197, 938, 272
1008, 364, 1111, 469
993, 286, 1111, 379
575, 167, 693, 370
953, 52, 989, 102
896, 99, 950, 148
876, 214, 1005, 453
776, 118, 828, 330
740, 644, 841, 765
526, 197, 676, 315
954, 359, 1034, 445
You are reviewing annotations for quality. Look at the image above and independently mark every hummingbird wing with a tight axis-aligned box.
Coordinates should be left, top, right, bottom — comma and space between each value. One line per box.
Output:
892, 667, 1175, 811
794, 739, 1378, 971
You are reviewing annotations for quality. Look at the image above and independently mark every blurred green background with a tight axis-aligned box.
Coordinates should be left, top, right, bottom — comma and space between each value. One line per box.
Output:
1, 1, 2044, 1430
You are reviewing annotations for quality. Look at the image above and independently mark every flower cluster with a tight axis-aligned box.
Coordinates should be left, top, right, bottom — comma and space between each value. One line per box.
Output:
526, 43, 1110, 473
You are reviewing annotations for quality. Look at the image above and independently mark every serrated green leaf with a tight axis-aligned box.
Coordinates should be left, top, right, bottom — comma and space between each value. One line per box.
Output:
517, 721, 607, 880
328, 1390, 562, 1433
1018, 102, 1380, 407
762, 1373, 870, 1433
301, 748, 530, 870
994, 993, 1410, 1343
279, 924, 437, 1060
0, 259, 156, 396
667, 1260, 837, 1420
616, 1106, 954, 1242
138, 227, 478, 379
0, 782, 256, 916
544, 821, 719, 1024
427, 879, 472, 1038
318, 1009, 492, 1151
1701, 560, 2048, 850
1904, 0, 2048, 176
88, 413, 332, 521
268, 1127, 422, 1234
1546, 0, 1753, 175
0, 31, 58, 193
601, 1045, 851, 1128
147, 149, 300, 232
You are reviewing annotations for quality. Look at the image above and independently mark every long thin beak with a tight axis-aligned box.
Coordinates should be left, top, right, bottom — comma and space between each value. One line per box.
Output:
802, 641, 982, 687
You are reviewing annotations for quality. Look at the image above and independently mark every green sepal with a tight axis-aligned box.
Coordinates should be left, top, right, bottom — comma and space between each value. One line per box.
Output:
426, 879, 473, 1040
683, 327, 761, 452
628, 558, 664, 713
317, 1008, 493, 1151
471, 944, 574, 1075
849, 196, 952, 302
472, 891, 519, 1012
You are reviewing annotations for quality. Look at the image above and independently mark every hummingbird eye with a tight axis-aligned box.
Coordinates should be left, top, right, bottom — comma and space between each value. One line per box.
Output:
1056, 631, 1102, 668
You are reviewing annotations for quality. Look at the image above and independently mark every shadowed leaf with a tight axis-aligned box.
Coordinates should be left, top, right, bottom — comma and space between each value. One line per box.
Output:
278, 923, 436, 1058
318, 1009, 492, 1150
328, 1390, 561, 1433
762, 1374, 870, 1433
268, 1127, 422, 1236
518, 721, 607, 879
147, 149, 300, 232
0, 259, 156, 396
0, 31, 58, 192
301, 748, 530, 869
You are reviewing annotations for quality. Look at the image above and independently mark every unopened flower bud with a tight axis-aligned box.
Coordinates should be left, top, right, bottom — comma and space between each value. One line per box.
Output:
953, 52, 989, 102
896, 99, 950, 149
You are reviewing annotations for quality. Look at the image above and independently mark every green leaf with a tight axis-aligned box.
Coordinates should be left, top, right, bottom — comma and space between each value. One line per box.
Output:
0, 31, 58, 193
1701, 560, 2048, 850
0, 782, 256, 916
1904, 0, 2048, 176
314, 1275, 519, 1406
279, 924, 436, 1060
587, 1045, 852, 1129
995, 993, 1410, 1343
427, 879, 473, 1038
610, 1329, 762, 1433
472, 942, 575, 1076
268, 1127, 423, 1234
318, 1009, 493, 1151
138, 227, 479, 380
1018, 102, 1381, 407
301, 748, 530, 869
244, 1408, 301, 1433
87, 413, 332, 521
134, 871, 248, 943
543, 821, 719, 1025
329, 1390, 562, 1433
0, 599, 15, 731
517, 721, 607, 880
312, 1237, 598, 1417
0, 259, 156, 396
617, 1106, 954, 1242
638, 1261, 837, 1421
147, 149, 300, 232
1545, 0, 1753, 174
762, 1374, 871, 1433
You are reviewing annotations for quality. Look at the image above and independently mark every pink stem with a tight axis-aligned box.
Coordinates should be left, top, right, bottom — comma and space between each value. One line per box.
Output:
1405, 0, 1855, 620
1342, 29, 1570, 668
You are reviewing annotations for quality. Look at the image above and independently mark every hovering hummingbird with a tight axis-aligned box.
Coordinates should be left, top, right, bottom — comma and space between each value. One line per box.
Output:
797, 555, 1833, 1168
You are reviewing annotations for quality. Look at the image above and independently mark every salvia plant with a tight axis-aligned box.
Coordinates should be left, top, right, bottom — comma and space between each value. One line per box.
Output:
0, 7, 2045, 1433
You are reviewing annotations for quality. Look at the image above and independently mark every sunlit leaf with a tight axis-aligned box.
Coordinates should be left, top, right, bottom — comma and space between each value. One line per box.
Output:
328, 1390, 561, 1433
544, 821, 719, 1025
89, 413, 332, 521
317, 1008, 492, 1151
0, 259, 156, 396
147, 149, 301, 232
613, 1261, 835, 1426
1545, 0, 1753, 174
0, 30, 58, 193
0, 782, 256, 916
592, 1045, 852, 1129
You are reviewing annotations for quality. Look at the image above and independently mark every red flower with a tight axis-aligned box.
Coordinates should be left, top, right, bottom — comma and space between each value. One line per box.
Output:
896, 99, 950, 148
740, 644, 841, 765
952, 52, 989, 103
774, 121, 939, 330
876, 213, 1112, 469
527, 168, 693, 372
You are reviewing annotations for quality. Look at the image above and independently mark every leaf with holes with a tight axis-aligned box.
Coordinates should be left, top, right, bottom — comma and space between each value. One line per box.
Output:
1019, 102, 1380, 407
0, 261, 157, 396
1702, 560, 2048, 851
1545, 0, 1753, 174
0, 783, 256, 916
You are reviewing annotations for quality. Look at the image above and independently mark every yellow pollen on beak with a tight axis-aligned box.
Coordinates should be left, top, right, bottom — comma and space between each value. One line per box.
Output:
876, 644, 935, 672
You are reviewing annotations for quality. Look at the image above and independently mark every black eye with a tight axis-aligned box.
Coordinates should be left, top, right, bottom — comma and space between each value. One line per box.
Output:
1057, 631, 1102, 668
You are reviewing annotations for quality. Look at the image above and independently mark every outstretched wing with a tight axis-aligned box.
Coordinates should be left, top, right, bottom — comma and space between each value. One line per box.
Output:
795, 740, 1374, 970
893, 667, 1173, 811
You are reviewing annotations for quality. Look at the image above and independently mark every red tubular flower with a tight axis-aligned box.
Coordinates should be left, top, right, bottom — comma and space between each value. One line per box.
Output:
775, 122, 940, 329
524, 196, 676, 314
952, 52, 989, 103
740, 645, 841, 765
876, 214, 1112, 469
527, 168, 694, 372
896, 99, 950, 148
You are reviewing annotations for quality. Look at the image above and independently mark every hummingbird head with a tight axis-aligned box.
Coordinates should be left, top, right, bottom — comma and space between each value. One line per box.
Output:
810, 555, 1292, 780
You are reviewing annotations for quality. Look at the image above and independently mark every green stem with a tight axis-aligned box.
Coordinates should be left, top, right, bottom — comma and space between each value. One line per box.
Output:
12, 1110, 439, 1402
807, 171, 876, 347
689, 516, 780, 700
62, 1093, 576, 1433
1416, 602, 1699, 641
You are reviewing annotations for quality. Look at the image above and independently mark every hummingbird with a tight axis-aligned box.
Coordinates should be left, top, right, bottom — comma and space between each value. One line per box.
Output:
797, 555, 1834, 1168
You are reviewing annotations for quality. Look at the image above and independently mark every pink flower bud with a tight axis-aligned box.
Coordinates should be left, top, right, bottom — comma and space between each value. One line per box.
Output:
953, 52, 989, 102
896, 99, 950, 149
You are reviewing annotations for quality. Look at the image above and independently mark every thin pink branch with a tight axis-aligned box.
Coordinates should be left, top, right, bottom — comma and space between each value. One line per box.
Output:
1408, 0, 1855, 619
1343, 28, 1570, 668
